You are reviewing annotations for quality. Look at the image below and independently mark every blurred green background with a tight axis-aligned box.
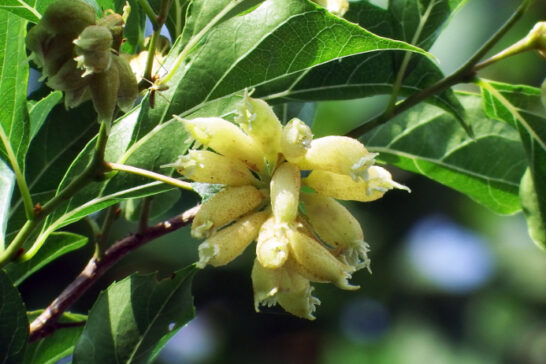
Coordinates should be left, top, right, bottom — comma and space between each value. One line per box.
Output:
20, 0, 546, 363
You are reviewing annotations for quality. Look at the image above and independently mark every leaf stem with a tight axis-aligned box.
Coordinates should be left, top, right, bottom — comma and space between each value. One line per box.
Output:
346, 0, 532, 138
138, 197, 153, 233
106, 161, 194, 191
384, 0, 436, 117
94, 204, 119, 259
0, 122, 111, 267
139, 0, 174, 90
0, 126, 34, 219
136, 0, 159, 30
28, 205, 199, 342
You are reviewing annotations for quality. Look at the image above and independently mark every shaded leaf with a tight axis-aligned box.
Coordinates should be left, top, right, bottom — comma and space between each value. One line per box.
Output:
362, 93, 526, 214
0, 10, 30, 167
123, 189, 181, 222
28, 91, 62, 141
23, 311, 87, 364
73, 266, 196, 364
5, 232, 88, 286
0, 269, 28, 364
0, 160, 15, 250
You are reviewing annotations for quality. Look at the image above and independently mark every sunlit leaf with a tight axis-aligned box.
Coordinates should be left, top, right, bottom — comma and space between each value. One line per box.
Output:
479, 80, 546, 248
136, 0, 430, 136
0, 10, 29, 167
362, 93, 526, 214
0, 160, 15, 250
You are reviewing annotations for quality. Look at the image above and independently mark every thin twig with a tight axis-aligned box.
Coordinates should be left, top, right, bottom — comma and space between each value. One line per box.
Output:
28, 205, 200, 342
94, 204, 120, 259
346, 0, 532, 138
138, 197, 153, 233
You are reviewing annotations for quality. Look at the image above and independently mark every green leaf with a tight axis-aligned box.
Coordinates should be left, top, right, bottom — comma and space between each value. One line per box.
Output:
178, 0, 264, 44
479, 80, 546, 248
0, 269, 28, 364
24, 311, 87, 364
191, 182, 225, 202
0, 0, 45, 23
117, 0, 146, 54
73, 266, 196, 364
5, 232, 88, 286
137, 0, 430, 133
0, 160, 15, 250
6, 104, 98, 238
28, 91, 63, 141
519, 169, 546, 250
388, 0, 467, 50
33, 117, 190, 252
0, 10, 30, 168
362, 93, 526, 214
123, 189, 181, 222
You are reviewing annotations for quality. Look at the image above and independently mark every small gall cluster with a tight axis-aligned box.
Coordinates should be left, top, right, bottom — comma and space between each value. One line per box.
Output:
26, 0, 138, 122
168, 93, 409, 319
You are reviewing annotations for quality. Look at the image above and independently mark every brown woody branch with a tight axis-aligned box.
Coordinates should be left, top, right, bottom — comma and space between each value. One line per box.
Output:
28, 205, 200, 342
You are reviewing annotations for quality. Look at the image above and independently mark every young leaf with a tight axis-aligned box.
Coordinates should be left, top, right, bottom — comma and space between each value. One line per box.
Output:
479, 80, 546, 248
73, 266, 196, 364
0, 159, 15, 250
5, 232, 88, 286
137, 0, 431, 133
23, 311, 87, 364
0, 10, 30, 168
362, 93, 526, 214
0, 269, 28, 363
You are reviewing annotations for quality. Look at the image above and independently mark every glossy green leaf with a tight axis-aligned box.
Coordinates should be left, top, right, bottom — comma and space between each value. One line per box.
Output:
5, 232, 88, 286
479, 80, 546, 248
362, 93, 526, 214
28, 91, 62, 141
73, 266, 196, 364
0, 10, 29, 167
177, 0, 464, 123
136, 0, 430, 134
24, 311, 87, 364
0, 269, 28, 363
0, 160, 15, 250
